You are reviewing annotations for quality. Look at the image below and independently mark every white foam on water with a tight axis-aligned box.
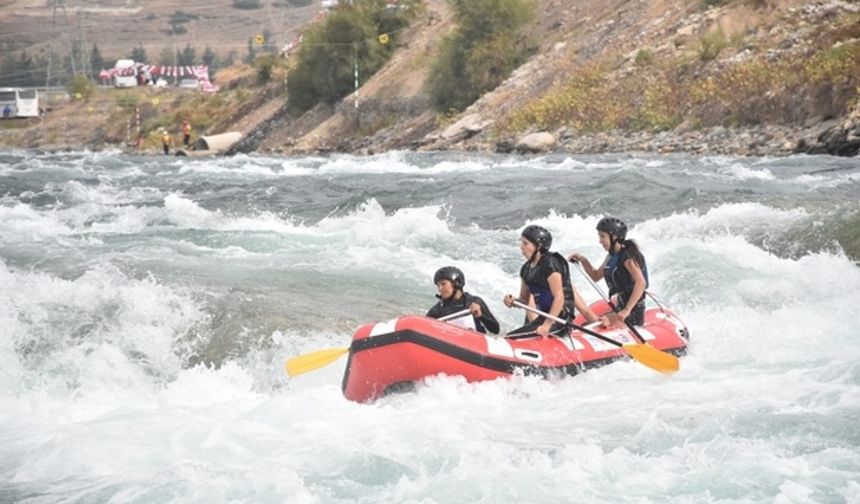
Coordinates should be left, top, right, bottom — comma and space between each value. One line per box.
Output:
176, 158, 287, 178
1, 152, 859, 502
718, 162, 776, 181
318, 152, 420, 174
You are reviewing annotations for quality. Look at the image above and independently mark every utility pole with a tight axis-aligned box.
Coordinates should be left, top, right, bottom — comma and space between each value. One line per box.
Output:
78, 11, 90, 79
353, 44, 359, 109
62, 0, 76, 76
172, 24, 178, 85
46, 1, 56, 88
46, 0, 70, 87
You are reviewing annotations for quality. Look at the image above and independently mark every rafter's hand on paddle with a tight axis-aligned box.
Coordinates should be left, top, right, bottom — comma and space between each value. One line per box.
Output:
599, 312, 626, 329
535, 321, 553, 336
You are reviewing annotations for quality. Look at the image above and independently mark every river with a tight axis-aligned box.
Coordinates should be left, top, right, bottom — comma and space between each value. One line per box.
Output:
1, 150, 858, 503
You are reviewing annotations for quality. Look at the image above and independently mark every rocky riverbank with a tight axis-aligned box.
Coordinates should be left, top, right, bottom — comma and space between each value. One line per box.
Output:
253, 0, 860, 160
491, 109, 860, 157
3, 0, 859, 161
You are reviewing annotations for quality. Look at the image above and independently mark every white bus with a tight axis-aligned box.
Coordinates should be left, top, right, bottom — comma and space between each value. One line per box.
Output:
113, 59, 138, 88
0, 87, 39, 118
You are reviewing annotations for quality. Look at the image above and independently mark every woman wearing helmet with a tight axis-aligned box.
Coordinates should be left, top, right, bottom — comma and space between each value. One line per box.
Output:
427, 266, 500, 334
503, 225, 598, 336
569, 217, 649, 327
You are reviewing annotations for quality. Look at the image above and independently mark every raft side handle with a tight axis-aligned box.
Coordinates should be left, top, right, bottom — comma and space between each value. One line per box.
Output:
514, 349, 542, 362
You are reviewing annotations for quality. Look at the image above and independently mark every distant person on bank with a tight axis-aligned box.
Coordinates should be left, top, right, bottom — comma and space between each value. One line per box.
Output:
181, 119, 192, 147
161, 129, 172, 155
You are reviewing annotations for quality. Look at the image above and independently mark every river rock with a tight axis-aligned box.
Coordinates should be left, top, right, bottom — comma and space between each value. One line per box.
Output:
516, 132, 557, 153
795, 116, 860, 157
440, 114, 491, 142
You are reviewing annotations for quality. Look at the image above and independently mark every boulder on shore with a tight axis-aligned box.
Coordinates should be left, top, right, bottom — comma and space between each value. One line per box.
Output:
439, 114, 491, 142
516, 132, 556, 153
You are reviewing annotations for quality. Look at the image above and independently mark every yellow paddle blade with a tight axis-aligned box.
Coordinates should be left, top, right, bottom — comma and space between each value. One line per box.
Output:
285, 347, 349, 377
622, 344, 680, 374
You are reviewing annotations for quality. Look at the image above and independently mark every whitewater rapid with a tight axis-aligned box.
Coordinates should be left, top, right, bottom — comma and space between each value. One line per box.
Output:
1, 150, 858, 503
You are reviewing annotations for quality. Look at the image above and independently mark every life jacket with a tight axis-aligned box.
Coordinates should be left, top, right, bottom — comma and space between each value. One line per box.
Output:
520, 252, 575, 317
427, 292, 495, 334
604, 248, 649, 303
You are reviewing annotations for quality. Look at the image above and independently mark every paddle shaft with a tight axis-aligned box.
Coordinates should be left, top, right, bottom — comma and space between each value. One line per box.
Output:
437, 308, 473, 322
572, 260, 647, 344
511, 300, 628, 349
513, 300, 679, 373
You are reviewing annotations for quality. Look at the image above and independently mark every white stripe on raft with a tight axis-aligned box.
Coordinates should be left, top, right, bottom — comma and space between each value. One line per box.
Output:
636, 328, 657, 341
485, 335, 514, 357
369, 319, 398, 337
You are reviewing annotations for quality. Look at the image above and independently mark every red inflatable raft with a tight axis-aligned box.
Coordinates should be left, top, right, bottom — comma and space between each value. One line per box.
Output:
342, 301, 689, 403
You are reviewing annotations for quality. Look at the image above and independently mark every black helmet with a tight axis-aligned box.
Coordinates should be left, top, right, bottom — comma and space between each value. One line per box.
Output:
433, 266, 465, 290
596, 217, 627, 240
521, 224, 552, 251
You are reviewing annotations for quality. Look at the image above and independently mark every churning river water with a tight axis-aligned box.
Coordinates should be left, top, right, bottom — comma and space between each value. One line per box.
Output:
1, 150, 859, 503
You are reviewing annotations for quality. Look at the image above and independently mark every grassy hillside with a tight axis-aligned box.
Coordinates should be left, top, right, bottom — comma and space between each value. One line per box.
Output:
245, 0, 860, 157
500, 5, 860, 136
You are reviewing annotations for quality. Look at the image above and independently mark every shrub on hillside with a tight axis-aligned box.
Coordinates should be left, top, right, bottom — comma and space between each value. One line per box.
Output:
503, 63, 626, 133
633, 77, 683, 131
116, 92, 140, 110
286, 0, 421, 114
364, 0, 424, 38
232, 0, 262, 9
635, 49, 654, 66
502, 15, 860, 136
254, 54, 284, 84
804, 44, 859, 85
426, 0, 536, 113
698, 28, 729, 61
170, 10, 199, 24
67, 74, 95, 101
166, 11, 195, 36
